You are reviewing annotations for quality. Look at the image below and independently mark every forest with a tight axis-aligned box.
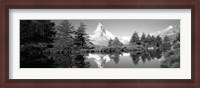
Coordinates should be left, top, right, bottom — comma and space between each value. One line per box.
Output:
20, 20, 180, 68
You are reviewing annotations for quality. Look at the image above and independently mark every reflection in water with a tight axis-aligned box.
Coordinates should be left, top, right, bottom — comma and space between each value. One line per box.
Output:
85, 50, 163, 68
50, 53, 91, 68
20, 49, 170, 68
110, 53, 120, 64
87, 54, 111, 68
129, 50, 162, 66
73, 54, 91, 68
21, 51, 91, 68
130, 52, 140, 65
20, 53, 56, 68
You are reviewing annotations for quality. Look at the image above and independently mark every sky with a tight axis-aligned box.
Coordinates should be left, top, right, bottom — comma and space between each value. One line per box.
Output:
52, 20, 180, 38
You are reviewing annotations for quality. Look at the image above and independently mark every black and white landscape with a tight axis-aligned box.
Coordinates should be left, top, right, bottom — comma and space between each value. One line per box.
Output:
20, 20, 180, 68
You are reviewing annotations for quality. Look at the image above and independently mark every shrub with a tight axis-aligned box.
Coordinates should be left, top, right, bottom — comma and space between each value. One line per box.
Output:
161, 48, 180, 68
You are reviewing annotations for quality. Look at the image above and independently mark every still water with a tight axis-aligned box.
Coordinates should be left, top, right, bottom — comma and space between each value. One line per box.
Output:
20, 50, 165, 68
85, 53, 164, 68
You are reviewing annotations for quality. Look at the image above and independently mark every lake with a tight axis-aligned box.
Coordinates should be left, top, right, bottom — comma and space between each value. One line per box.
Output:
20, 49, 168, 68
85, 53, 164, 68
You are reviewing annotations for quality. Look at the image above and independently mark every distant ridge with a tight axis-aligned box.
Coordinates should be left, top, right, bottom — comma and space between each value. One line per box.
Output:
151, 25, 180, 41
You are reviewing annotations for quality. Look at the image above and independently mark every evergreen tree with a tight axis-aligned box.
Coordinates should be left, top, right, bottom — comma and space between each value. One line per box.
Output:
74, 22, 90, 49
20, 20, 32, 45
155, 36, 162, 47
163, 36, 171, 48
141, 33, 146, 46
173, 33, 180, 44
108, 39, 113, 47
177, 33, 180, 41
20, 20, 56, 45
129, 32, 140, 45
172, 33, 180, 49
146, 34, 151, 46
149, 36, 156, 47
53, 20, 75, 51
163, 36, 170, 43
56, 20, 74, 39
112, 37, 123, 46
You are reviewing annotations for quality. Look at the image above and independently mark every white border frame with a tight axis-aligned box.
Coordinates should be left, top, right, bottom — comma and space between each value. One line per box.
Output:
9, 9, 191, 79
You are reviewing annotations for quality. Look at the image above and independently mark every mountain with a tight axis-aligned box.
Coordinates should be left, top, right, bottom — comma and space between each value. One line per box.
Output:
89, 23, 115, 46
151, 25, 180, 41
90, 23, 130, 46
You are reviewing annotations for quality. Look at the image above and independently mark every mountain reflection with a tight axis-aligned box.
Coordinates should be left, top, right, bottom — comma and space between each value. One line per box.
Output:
87, 54, 111, 68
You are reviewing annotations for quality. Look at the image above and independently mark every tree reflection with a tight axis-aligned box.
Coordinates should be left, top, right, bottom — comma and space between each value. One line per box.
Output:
50, 53, 73, 68
51, 53, 91, 68
21, 49, 91, 68
109, 53, 121, 64
20, 48, 164, 68
20, 49, 56, 68
72, 54, 91, 68
130, 49, 163, 65
130, 52, 140, 65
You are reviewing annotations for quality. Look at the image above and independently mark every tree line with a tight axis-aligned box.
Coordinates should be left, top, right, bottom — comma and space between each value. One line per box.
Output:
20, 20, 91, 54
129, 32, 174, 49
20, 20, 179, 54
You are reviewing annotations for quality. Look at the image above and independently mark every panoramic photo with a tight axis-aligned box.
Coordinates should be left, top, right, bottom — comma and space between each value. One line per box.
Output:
20, 20, 180, 68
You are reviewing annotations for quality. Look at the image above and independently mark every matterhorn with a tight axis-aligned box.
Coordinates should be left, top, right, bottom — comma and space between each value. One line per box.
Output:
90, 23, 115, 46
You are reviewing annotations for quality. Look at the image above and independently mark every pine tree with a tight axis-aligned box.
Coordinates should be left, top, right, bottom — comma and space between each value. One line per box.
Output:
146, 34, 151, 46
149, 35, 156, 47
74, 22, 90, 49
20, 20, 33, 45
177, 33, 180, 41
141, 33, 146, 46
129, 32, 140, 45
56, 20, 74, 39
163, 36, 171, 48
163, 36, 170, 43
155, 35, 162, 47
53, 20, 75, 51
20, 20, 56, 45
112, 37, 123, 47
108, 39, 113, 47
173, 33, 180, 44
172, 33, 180, 49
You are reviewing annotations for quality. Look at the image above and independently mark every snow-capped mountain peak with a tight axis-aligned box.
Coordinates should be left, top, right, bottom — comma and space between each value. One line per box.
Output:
90, 23, 115, 46
90, 22, 130, 46
94, 23, 105, 34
